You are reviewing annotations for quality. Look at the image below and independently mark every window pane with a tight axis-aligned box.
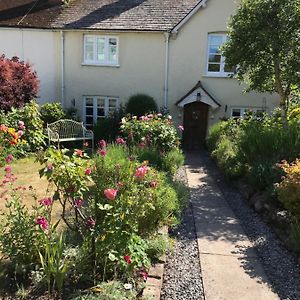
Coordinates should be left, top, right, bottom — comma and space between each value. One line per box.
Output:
209, 35, 223, 45
232, 109, 241, 117
97, 98, 105, 108
108, 46, 117, 62
209, 54, 221, 63
208, 63, 221, 72
86, 107, 93, 115
97, 108, 105, 116
97, 38, 105, 62
86, 116, 94, 124
85, 97, 93, 106
224, 62, 235, 73
85, 37, 94, 61
209, 45, 221, 54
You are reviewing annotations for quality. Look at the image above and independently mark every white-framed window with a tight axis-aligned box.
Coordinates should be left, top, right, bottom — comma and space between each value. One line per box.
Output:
84, 96, 119, 128
206, 33, 233, 77
231, 107, 266, 118
83, 35, 119, 66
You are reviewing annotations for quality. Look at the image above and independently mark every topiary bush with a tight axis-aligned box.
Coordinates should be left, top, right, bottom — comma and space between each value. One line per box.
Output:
125, 94, 158, 117
0, 55, 39, 111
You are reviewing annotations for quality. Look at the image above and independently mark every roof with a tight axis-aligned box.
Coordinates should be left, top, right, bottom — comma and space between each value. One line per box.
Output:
0, 0, 204, 31
0, 0, 63, 28
176, 81, 221, 108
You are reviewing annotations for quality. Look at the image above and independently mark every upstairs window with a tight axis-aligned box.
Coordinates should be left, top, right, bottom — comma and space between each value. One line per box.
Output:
206, 34, 233, 77
84, 96, 119, 128
84, 35, 119, 66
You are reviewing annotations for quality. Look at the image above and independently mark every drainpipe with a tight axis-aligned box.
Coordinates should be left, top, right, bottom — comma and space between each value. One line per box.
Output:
164, 32, 170, 110
60, 31, 65, 108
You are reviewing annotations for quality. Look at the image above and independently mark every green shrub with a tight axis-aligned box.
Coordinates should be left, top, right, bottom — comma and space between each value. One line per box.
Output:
40, 102, 66, 125
4, 100, 45, 152
126, 94, 158, 117
276, 159, 300, 221
121, 114, 180, 153
163, 148, 185, 175
206, 121, 228, 152
146, 234, 172, 262
93, 106, 125, 142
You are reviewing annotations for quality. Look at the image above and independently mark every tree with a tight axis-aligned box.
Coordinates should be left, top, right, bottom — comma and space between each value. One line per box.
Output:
223, 0, 300, 122
0, 55, 39, 111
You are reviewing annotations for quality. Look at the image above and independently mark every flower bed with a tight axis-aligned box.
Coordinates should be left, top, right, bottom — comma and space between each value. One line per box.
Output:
0, 115, 187, 299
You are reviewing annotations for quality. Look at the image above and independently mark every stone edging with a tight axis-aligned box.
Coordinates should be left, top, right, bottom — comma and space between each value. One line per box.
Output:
142, 226, 168, 299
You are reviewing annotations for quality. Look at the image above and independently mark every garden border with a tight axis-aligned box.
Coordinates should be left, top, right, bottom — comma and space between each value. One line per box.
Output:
142, 226, 168, 299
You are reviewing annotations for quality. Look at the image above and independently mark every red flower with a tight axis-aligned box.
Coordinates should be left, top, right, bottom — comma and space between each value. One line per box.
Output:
39, 197, 53, 207
135, 165, 149, 178
124, 255, 132, 264
36, 216, 49, 230
98, 149, 107, 157
149, 180, 158, 188
87, 216, 96, 227
5, 154, 13, 164
99, 139, 107, 148
140, 269, 148, 280
47, 163, 54, 171
4, 165, 12, 173
74, 198, 83, 208
85, 167, 92, 175
104, 188, 118, 201
74, 149, 84, 157
116, 137, 126, 145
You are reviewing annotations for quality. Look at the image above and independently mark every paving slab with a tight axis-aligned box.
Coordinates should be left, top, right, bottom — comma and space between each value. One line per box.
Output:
185, 154, 279, 300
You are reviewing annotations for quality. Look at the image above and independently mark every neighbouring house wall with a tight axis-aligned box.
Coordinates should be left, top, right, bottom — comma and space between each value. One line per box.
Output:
0, 28, 61, 105
63, 31, 166, 119
167, 0, 279, 128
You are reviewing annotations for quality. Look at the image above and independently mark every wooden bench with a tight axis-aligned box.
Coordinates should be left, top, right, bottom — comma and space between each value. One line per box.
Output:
47, 119, 94, 151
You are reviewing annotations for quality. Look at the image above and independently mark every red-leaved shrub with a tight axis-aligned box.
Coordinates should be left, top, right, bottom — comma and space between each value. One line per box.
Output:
0, 54, 39, 111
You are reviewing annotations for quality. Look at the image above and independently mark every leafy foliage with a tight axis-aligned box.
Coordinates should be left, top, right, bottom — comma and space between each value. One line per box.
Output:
223, 0, 300, 118
0, 55, 39, 111
40, 102, 66, 125
126, 94, 158, 117
276, 159, 300, 221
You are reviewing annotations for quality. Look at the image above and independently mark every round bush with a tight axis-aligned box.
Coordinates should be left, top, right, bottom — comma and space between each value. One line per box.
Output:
126, 94, 158, 117
40, 102, 66, 125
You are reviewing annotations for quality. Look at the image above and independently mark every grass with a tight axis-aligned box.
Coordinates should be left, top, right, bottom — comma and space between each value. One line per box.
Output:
0, 156, 60, 220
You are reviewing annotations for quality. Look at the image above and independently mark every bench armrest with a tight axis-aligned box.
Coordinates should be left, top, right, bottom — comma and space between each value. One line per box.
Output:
47, 128, 59, 141
83, 128, 94, 138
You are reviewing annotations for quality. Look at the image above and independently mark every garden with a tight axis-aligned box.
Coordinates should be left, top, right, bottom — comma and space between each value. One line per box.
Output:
0, 94, 186, 299
207, 106, 300, 254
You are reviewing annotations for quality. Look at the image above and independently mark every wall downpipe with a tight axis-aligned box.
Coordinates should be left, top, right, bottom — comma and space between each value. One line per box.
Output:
60, 30, 65, 108
164, 32, 170, 110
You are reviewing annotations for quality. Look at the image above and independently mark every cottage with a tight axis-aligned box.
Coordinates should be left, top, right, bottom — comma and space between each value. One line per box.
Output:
0, 0, 279, 148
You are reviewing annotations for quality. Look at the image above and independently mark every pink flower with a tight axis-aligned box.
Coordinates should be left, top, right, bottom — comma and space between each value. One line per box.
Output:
4, 165, 12, 173
18, 130, 24, 137
178, 125, 184, 132
18, 121, 25, 130
104, 188, 118, 201
36, 216, 49, 230
99, 139, 106, 148
5, 154, 13, 164
116, 137, 126, 145
139, 142, 146, 149
39, 197, 53, 207
74, 149, 84, 157
98, 149, 107, 157
147, 114, 153, 119
85, 168, 92, 175
47, 163, 54, 171
135, 165, 149, 178
87, 216, 96, 227
74, 198, 83, 208
140, 269, 148, 280
157, 113, 162, 117
124, 255, 132, 264
149, 180, 158, 188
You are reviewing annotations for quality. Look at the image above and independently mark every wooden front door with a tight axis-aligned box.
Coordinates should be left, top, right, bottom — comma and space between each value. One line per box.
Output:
183, 102, 209, 149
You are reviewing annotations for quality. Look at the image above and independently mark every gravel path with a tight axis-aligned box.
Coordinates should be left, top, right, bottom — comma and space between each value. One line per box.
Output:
161, 167, 204, 300
200, 151, 300, 300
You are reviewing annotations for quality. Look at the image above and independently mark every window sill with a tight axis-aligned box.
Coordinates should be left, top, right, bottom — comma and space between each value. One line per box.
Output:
203, 73, 234, 78
81, 63, 120, 68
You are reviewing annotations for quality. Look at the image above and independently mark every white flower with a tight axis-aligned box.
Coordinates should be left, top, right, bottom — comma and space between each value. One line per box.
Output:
124, 283, 132, 290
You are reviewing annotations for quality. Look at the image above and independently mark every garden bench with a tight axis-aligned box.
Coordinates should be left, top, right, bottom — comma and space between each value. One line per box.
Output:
47, 119, 94, 151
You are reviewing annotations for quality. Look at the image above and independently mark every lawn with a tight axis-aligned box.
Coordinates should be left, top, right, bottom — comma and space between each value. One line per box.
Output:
0, 156, 60, 220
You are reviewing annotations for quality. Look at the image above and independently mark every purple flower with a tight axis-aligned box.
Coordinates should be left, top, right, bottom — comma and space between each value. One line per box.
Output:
36, 216, 49, 230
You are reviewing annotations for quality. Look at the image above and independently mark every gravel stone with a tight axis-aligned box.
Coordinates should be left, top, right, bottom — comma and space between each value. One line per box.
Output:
161, 167, 204, 300
200, 151, 300, 300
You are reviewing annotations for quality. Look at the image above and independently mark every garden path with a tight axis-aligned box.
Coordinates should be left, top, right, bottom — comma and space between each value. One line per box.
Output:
186, 152, 279, 300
